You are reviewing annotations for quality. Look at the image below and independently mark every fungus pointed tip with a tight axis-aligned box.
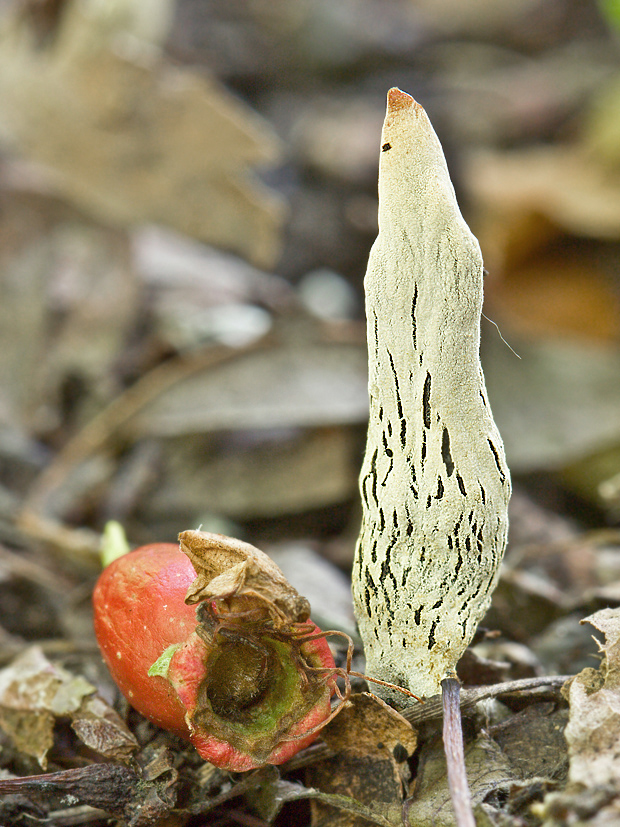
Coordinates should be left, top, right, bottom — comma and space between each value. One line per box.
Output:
387, 87, 420, 114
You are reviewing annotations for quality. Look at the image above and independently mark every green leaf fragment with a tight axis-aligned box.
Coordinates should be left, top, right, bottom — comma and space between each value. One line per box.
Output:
148, 644, 182, 679
100, 521, 131, 568
599, 0, 620, 32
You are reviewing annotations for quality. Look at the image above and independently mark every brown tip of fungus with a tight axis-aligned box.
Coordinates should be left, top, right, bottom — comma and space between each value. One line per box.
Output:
387, 87, 420, 113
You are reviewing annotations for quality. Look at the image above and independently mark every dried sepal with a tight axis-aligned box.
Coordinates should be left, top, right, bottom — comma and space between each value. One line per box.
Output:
179, 529, 310, 625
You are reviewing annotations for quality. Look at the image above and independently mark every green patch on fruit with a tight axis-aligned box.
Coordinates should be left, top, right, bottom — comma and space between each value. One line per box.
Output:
148, 644, 182, 679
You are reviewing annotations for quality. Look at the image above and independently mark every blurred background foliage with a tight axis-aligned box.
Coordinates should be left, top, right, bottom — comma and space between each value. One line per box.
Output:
3, 1, 620, 822
0, 0, 620, 620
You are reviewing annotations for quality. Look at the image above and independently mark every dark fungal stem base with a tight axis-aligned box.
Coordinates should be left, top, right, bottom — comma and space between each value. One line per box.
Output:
441, 678, 475, 827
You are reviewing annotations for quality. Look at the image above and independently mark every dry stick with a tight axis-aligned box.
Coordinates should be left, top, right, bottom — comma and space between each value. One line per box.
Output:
17, 338, 273, 556
23, 341, 269, 513
283, 674, 571, 773
352, 88, 511, 826
404, 673, 571, 728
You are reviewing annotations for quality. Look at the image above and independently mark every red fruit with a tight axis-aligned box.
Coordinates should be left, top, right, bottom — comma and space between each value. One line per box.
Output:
93, 539, 337, 771
93, 544, 196, 736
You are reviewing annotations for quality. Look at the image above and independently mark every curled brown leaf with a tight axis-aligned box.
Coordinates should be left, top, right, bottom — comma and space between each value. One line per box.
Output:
179, 529, 311, 626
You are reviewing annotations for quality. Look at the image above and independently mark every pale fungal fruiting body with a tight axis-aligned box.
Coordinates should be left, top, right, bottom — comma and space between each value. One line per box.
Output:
352, 89, 511, 701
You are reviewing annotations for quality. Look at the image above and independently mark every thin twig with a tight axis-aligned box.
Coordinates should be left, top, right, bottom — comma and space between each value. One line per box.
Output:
24, 341, 268, 510
45, 807, 113, 826
285, 674, 571, 771
442, 678, 475, 827
0, 542, 73, 591
403, 673, 571, 727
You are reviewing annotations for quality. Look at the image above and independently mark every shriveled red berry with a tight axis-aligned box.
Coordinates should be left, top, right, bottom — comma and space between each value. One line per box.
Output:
93, 538, 337, 770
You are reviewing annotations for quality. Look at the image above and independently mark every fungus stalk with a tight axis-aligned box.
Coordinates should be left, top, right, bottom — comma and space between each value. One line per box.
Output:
352, 89, 511, 703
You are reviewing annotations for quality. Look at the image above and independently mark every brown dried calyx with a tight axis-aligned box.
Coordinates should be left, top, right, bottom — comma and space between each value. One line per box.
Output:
179, 529, 311, 626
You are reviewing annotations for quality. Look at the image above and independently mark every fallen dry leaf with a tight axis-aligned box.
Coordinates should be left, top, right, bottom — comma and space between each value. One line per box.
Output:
487, 702, 568, 781
409, 0, 540, 36
409, 732, 518, 827
0, 189, 139, 437
132, 334, 368, 437
467, 147, 620, 253
482, 330, 620, 474
465, 147, 620, 342
564, 608, 620, 788
0, 0, 284, 266
71, 694, 139, 764
308, 692, 417, 827
143, 426, 360, 522
0, 646, 137, 769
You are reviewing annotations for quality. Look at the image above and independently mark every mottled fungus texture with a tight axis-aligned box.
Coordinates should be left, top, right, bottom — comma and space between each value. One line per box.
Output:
353, 88, 511, 700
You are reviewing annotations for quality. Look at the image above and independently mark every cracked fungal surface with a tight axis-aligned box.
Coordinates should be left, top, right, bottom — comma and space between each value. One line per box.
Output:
353, 89, 510, 701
